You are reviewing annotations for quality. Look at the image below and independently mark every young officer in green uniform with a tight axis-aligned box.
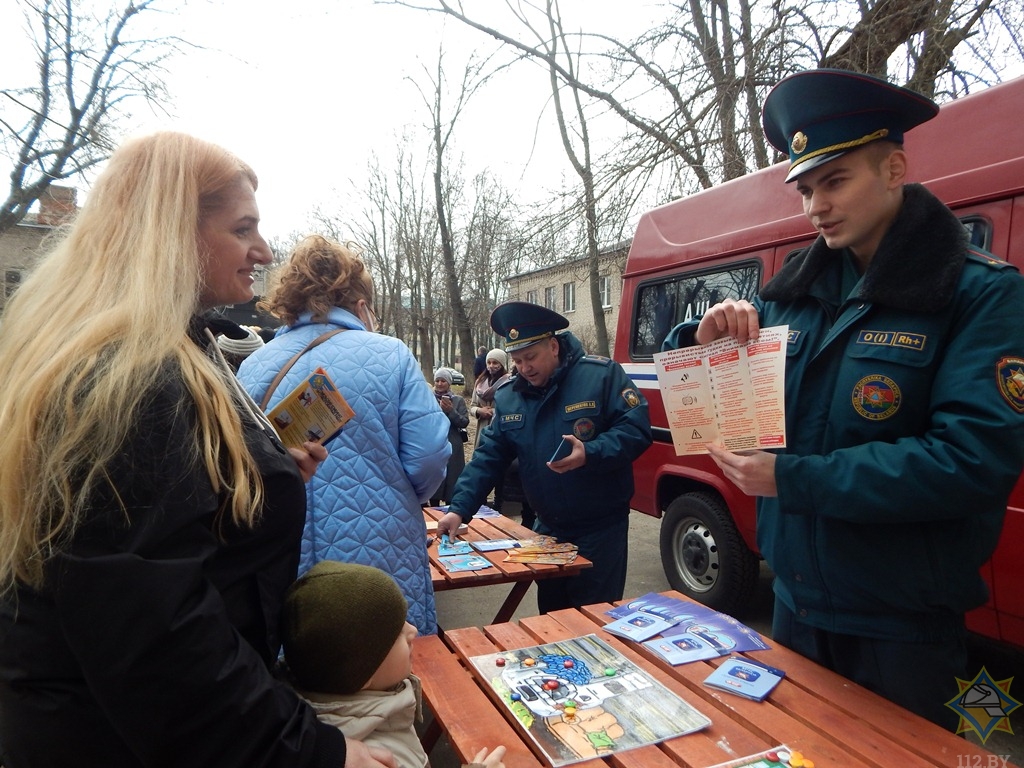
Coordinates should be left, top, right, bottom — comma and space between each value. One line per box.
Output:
663, 69, 1024, 729
436, 302, 652, 613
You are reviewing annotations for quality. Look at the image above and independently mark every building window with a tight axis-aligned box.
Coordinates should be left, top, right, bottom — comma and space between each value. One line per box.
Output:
562, 282, 576, 312
599, 275, 612, 308
544, 286, 557, 310
526, 289, 538, 304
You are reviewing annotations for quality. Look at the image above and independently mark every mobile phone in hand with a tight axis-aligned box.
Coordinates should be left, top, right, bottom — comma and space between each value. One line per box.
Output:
549, 437, 572, 463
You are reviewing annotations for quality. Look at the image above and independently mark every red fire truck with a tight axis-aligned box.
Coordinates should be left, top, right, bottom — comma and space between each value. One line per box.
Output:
616, 76, 1024, 649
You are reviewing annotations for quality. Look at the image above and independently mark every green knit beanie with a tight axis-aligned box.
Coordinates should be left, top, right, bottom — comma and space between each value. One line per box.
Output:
282, 561, 408, 694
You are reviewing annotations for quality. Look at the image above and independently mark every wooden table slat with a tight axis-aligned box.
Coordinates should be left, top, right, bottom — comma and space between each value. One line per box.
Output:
413, 634, 544, 768
417, 590, 1013, 768
424, 508, 592, 624
518, 609, 877, 768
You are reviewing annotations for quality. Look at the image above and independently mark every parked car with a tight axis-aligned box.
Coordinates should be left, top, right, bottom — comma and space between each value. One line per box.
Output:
443, 367, 466, 387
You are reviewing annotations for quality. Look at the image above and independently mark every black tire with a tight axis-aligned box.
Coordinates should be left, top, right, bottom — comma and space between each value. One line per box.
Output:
659, 491, 759, 615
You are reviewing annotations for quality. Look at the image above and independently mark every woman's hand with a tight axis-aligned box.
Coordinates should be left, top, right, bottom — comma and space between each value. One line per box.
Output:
344, 738, 398, 768
287, 441, 328, 483
471, 745, 507, 768
477, 406, 494, 419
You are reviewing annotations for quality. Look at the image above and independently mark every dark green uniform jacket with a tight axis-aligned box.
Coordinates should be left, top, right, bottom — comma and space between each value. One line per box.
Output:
449, 332, 652, 533
673, 184, 1024, 641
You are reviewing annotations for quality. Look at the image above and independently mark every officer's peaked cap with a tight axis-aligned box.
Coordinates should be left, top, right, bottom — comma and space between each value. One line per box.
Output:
762, 68, 939, 182
490, 301, 569, 352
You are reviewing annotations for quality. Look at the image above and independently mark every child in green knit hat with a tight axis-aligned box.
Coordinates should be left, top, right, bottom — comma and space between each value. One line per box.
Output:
282, 561, 506, 768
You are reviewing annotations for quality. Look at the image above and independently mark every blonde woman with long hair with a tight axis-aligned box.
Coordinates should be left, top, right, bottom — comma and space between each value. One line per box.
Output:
0, 133, 394, 768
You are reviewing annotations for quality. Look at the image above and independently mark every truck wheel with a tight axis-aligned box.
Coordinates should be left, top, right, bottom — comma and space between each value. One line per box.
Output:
659, 491, 759, 615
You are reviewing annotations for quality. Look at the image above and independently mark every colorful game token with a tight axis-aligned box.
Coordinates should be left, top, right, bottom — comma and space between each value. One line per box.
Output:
604, 668, 617, 676
563, 660, 574, 668
765, 751, 779, 762
524, 657, 536, 666
510, 693, 521, 702
495, 658, 506, 667
777, 750, 791, 763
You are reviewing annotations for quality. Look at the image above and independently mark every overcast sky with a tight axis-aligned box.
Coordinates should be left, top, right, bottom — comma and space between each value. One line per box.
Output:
2, 0, 662, 242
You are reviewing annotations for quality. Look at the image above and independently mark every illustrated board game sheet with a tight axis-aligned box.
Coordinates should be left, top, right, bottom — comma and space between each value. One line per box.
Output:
469, 633, 710, 766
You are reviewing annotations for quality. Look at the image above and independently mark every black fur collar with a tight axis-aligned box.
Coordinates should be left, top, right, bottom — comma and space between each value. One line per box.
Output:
759, 184, 967, 312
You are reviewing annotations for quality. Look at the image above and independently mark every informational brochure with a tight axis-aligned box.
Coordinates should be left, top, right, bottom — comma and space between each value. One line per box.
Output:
703, 656, 785, 701
605, 593, 770, 663
437, 539, 473, 556
642, 631, 721, 666
653, 325, 788, 456
265, 367, 354, 448
472, 539, 523, 552
603, 610, 679, 642
439, 554, 494, 572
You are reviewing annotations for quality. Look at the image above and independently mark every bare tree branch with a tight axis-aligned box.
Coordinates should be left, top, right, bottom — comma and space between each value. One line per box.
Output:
0, 0, 190, 234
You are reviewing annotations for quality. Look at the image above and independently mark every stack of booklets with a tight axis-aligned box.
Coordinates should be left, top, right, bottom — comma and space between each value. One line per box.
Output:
436, 538, 493, 572
703, 656, 785, 701
503, 537, 578, 565
603, 592, 770, 665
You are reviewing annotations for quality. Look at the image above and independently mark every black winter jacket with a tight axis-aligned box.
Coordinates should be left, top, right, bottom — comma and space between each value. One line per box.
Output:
0, 325, 346, 767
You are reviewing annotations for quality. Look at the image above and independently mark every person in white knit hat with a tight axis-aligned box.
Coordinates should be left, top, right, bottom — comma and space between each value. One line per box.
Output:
216, 325, 264, 371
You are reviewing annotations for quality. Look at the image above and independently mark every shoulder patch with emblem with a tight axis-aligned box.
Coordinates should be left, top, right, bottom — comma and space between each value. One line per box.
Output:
997, 356, 1024, 413
621, 387, 641, 408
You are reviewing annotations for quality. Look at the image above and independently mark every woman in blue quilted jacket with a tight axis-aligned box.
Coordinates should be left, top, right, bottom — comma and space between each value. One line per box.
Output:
239, 235, 450, 635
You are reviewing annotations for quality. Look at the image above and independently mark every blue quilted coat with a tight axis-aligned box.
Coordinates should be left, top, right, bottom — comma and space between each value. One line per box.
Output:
238, 308, 450, 635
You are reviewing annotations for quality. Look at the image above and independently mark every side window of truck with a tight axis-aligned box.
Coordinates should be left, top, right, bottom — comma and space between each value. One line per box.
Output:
631, 261, 762, 358
960, 215, 992, 249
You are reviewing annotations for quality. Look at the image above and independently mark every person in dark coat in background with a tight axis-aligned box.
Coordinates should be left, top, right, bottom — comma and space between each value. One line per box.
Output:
0, 132, 394, 768
429, 367, 470, 506
663, 69, 1024, 729
472, 345, 488, 379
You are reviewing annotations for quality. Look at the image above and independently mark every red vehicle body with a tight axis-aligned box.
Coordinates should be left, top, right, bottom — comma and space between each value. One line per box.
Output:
616, 76, 1024, 650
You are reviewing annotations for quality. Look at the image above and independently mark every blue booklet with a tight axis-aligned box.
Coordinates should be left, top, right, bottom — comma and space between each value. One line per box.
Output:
642, 631, 721, 665
603, 610, 679, 641
606, 593, 770, 655
437, 539, 473, 556
439, 554, 493, 572
472, 538, 522, 552
703, 656, 785, 701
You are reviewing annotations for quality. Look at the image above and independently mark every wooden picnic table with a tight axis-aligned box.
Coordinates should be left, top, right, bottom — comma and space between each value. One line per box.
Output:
423, 506, 593, 626
412, 590, 1016, 768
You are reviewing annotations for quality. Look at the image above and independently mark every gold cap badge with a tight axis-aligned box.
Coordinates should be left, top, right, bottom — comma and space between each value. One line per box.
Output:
509, 328, 519, 340
791, 131, 808, 154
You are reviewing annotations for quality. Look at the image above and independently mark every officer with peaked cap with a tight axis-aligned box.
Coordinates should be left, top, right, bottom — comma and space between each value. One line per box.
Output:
662, 69, 1024, 730
437, 301, 652, 613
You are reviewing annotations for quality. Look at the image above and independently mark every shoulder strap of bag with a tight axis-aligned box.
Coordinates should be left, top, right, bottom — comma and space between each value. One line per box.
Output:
259, 328, 347, 411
